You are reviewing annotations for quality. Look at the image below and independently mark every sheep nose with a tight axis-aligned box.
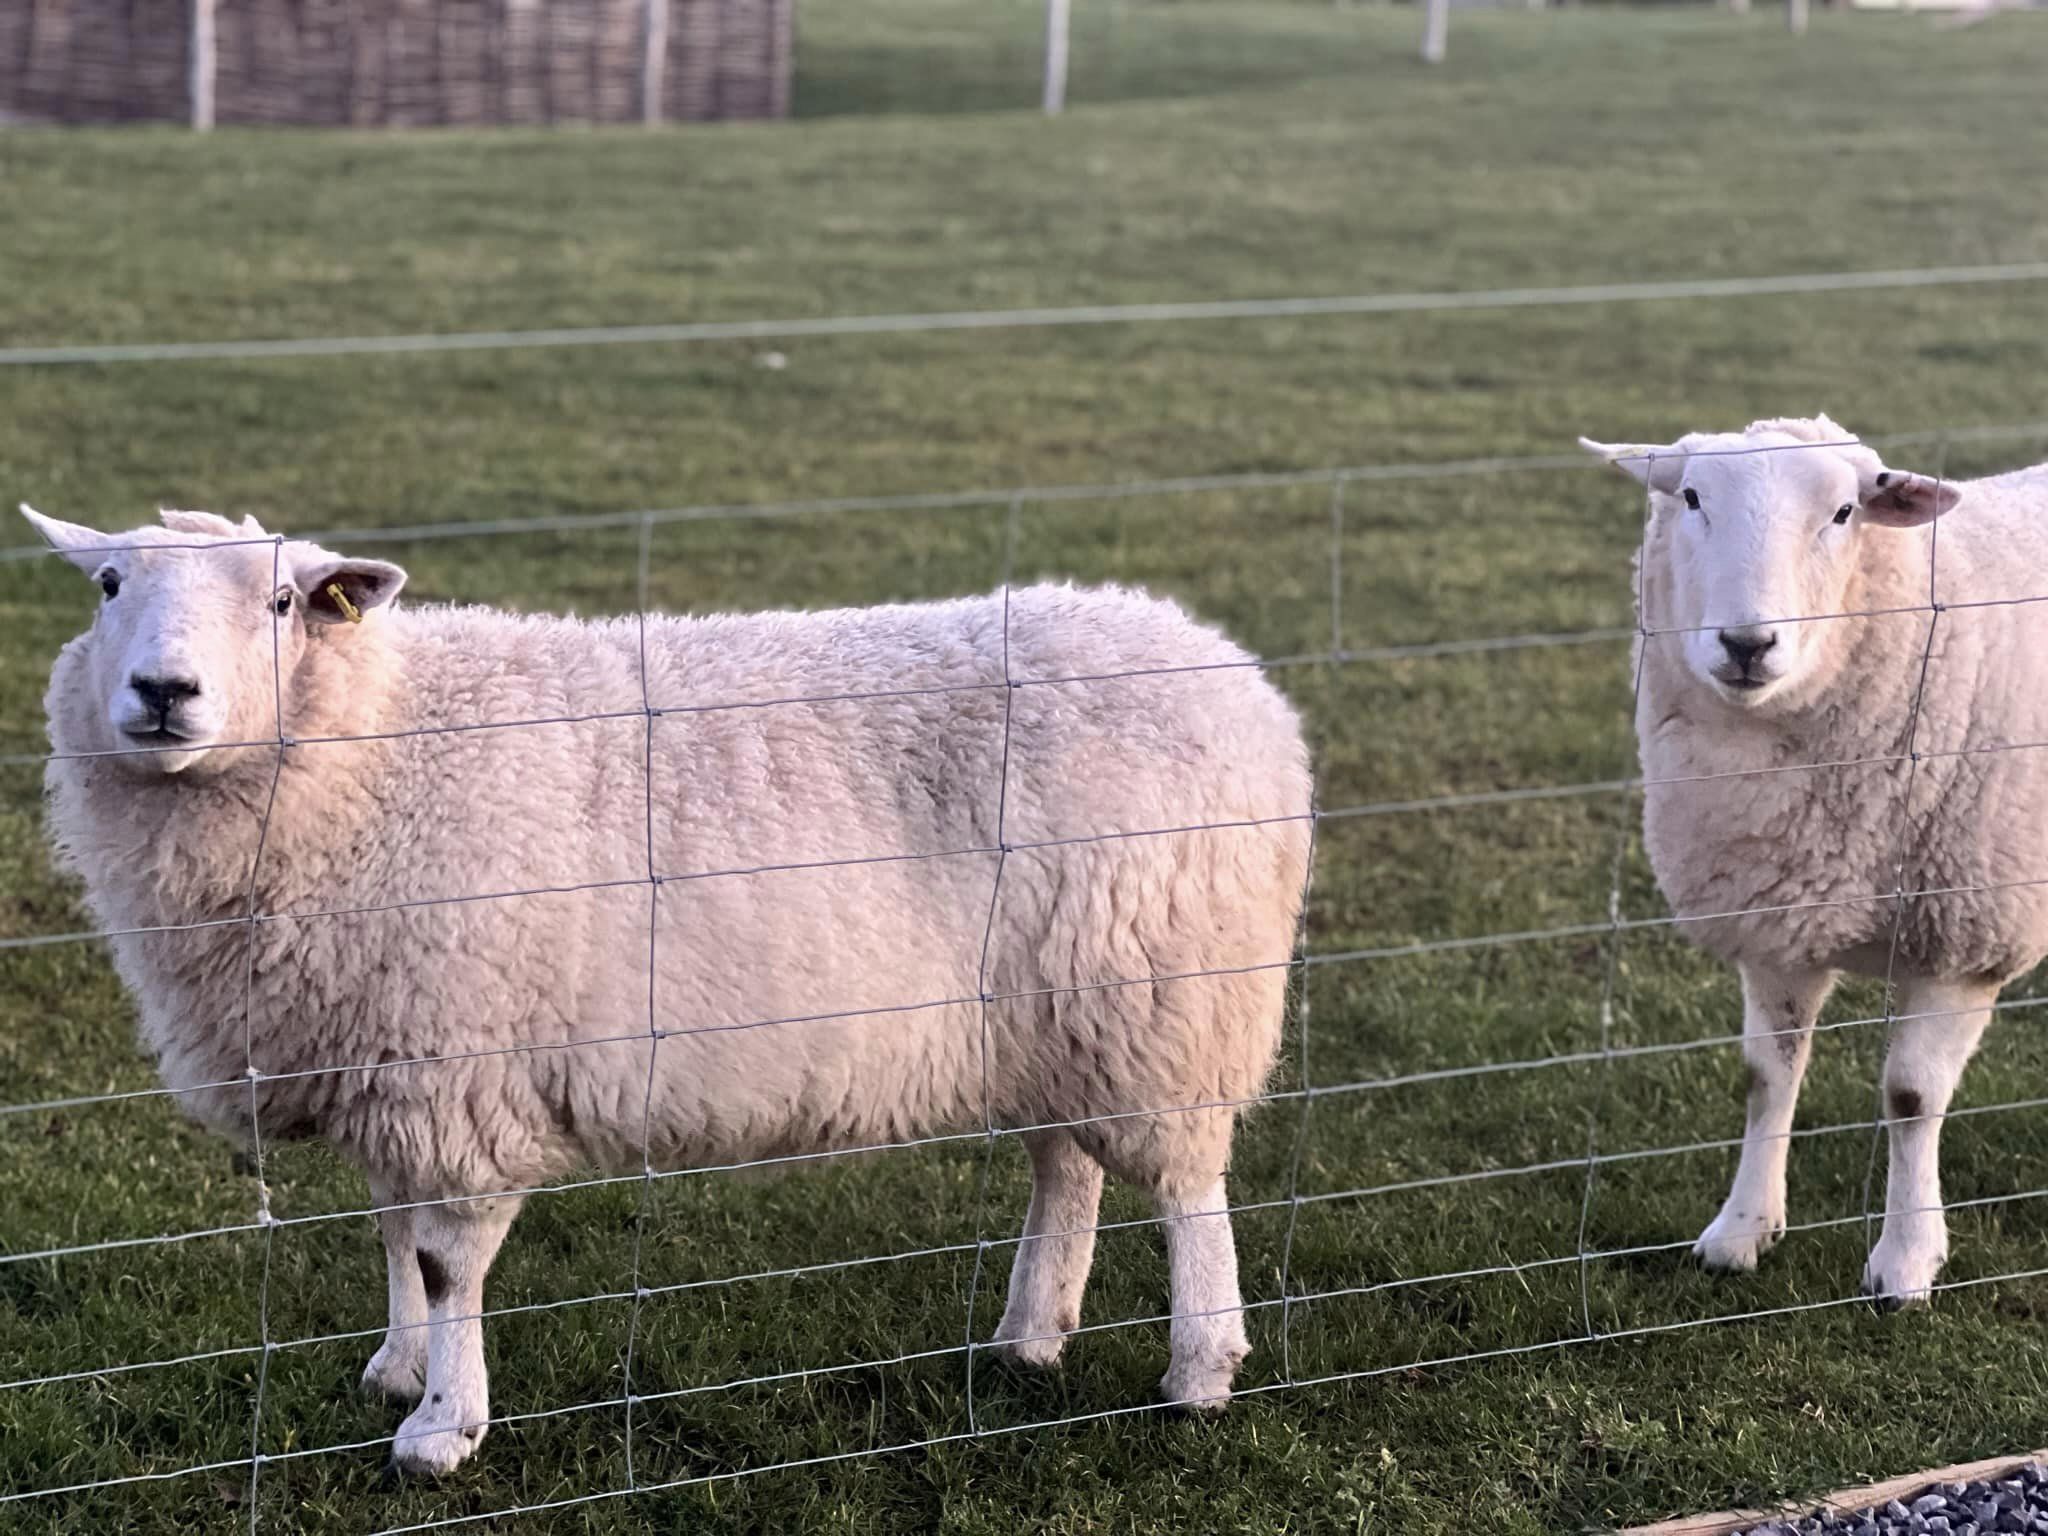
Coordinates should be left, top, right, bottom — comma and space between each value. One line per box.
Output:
1717, 628, 1778, 668
131, 675, 200, 715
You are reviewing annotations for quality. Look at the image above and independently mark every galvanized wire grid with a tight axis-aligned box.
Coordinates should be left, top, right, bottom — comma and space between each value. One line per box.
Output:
1, 419, 2044, 1528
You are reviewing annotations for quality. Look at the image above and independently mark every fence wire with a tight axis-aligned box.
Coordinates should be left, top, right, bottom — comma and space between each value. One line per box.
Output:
5, 259, 2048, 366
3, 423, 2047, 1528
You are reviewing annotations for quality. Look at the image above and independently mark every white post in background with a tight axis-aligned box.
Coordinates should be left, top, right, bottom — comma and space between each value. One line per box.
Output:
1422, 0, 1449, 62
1788, 0, 1809, 31
188, 0, 216, 130
1043, 0, 1070, 114
642, 0, 670, 124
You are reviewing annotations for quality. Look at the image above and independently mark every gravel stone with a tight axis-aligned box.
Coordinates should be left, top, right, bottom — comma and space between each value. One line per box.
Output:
1732, 1465, 2048, 1536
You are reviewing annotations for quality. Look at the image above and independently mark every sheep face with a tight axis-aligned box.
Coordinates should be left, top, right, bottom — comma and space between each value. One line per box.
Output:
19, 506, 404, 776
1580, 420, 1959, 711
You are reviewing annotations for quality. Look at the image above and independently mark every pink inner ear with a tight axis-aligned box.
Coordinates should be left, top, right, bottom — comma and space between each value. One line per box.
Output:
1866, 473, 1959, 524
1872, 482, 1924, 516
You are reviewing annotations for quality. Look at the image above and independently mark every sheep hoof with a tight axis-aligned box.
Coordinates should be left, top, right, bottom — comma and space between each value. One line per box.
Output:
1692, 1211, 1784, 1273
361, 1343, 427, 1402
1861, 1240, 1945, 1311
1159, 1355, 1243, 1413
987, 1316, 1071, 1370
989, 1334, 1067, 1370
389, 1404, 487, 1476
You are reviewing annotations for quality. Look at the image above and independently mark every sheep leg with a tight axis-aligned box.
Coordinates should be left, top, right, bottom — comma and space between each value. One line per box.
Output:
360, 1178, 429, 1401
1155, 1176, 1250, 1411
990, 1131, 1105, 1368
1862, 977, 1995, 1309
1695, 963, 1834, 1273
388, 1195, 521, 1477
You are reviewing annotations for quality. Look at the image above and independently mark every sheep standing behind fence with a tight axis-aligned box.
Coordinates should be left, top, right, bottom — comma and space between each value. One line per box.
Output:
23, 505, 1313, 1474
1581, 417, 2048, 1308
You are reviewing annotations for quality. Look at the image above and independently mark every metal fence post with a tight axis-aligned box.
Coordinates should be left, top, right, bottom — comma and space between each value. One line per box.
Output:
643, 0, 670, 124
1043, 0, 1070, 114
1422, 0, 1449, 62
189, 0, 216, 130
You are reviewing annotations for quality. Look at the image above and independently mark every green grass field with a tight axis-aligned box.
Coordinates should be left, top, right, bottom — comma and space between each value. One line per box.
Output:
6, 3, 2048, 1530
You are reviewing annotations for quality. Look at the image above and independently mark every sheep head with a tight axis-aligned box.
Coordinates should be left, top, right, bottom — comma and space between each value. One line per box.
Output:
1578, 417, 1959, 710
20, 505, 406, 776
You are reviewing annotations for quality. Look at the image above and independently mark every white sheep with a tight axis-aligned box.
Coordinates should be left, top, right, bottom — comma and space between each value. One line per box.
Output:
1579, 416, 2048, 1306
21, 505, 1312, 1475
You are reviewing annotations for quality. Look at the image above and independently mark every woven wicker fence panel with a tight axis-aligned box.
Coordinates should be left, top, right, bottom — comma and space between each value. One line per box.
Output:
665, 0, 785, 121
1, 0, 191, 122
215, 0, 651, 125
2, 0, 790, 125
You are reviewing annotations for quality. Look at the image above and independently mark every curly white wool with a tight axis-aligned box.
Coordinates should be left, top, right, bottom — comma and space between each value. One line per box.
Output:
1580, 417, 2048, 1310
24, 506, 1313, 1474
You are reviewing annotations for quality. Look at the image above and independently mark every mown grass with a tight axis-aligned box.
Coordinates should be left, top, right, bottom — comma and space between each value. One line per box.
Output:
4, 3, 2048, 1531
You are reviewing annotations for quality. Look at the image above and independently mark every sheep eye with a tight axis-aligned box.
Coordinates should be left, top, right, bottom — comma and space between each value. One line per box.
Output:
1681, 488, 1701, 511
272, 589, 294, 616
1833, 504, 1855, 526
98, 570, 121, 599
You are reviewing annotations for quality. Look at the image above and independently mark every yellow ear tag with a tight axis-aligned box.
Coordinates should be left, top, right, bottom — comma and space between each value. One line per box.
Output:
325, 582, 364, 624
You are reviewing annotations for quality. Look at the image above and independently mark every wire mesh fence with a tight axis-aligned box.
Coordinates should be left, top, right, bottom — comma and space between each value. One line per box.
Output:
4, 284, 2048, 1526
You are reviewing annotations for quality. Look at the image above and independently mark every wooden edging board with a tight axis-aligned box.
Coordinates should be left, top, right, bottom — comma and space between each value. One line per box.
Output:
1619, 1448, 2048, 1536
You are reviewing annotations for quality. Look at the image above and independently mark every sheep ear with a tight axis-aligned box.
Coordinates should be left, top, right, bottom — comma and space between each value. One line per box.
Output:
18, 504, 119, 573
292, 551, 408, 625
1578, 437, 1686, 495
1859, 467, 1961, 527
